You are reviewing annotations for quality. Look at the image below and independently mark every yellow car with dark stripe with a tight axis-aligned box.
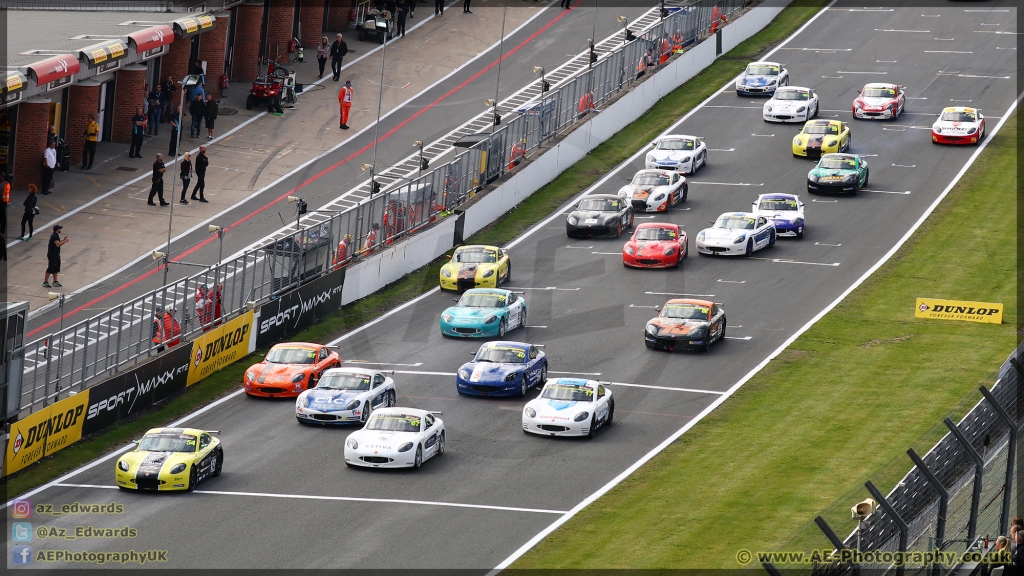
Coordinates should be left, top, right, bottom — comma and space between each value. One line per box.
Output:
792, 119, 851, 159
115, 427, 222, 491
439, 245, 511, 292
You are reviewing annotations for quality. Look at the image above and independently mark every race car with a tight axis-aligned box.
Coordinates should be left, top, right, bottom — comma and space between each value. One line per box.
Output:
243, 342, 341, 398
295, 367, 397, 425
751, 193, 805, 238
440, 288, 527, 338
522, 378, 613, 438
115, 428, 222, 491
735, 61, 789, 96
853, 83, 906, 120
644, 299, 726, 352
566, 194, 634, 238
792, 119, 851, 159
344, 408, 444, 469
617, 169, 687, 213
623, 223, 688, 268
762, 86, 818, 123
696, 212, 776, 256
932, 106, 986, 145
439, 245, 511, 292
807, 153, 869, 195
457, 341, 547, 397
644, 134, 708, 174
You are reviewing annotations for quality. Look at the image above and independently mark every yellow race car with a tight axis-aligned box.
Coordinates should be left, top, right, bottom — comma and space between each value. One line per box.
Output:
439, 245, 511, 292
792, 119, 851, 159
115, 427, 222, 491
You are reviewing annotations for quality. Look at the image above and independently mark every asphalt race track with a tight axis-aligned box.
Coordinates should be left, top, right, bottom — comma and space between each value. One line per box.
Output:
15, 3, 1019, 571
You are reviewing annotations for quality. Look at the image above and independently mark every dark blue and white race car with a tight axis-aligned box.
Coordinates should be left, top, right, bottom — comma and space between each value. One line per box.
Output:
751, 193, 805, 238
736, 61, 789, 96
457, 341, 548, 397
295, 367, 397, 425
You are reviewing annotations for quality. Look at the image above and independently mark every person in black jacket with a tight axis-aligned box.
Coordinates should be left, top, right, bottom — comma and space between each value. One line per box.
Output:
330, 33, 348, 81
18, 184, 38, 241
192, 145, 209, 202
397, 0, 408, 36
148, 154, 169, 206
189, 94, 206, 138
179, 151, 193, 204
204, 94, 218, 140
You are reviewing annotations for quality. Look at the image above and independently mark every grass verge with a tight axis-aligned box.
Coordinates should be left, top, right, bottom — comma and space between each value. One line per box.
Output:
509, 116, 1018, 568
4, 0, 828, 499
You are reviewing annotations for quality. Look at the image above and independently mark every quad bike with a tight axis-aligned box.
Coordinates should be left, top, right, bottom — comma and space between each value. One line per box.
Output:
355, 1, 395, 44
246, 61, 296, 111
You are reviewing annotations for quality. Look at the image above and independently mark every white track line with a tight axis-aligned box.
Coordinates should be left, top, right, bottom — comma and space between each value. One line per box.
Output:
52, 484, 566, 515
606, 382, 725, 395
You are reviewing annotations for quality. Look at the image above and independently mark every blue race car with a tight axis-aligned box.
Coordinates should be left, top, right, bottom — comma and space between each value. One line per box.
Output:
457, 341, 548, 397
440, 288, 527, 338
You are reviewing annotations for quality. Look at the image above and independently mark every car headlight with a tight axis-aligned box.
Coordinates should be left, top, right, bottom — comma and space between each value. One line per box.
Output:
441, 268, 452, 278
808, 173, 819, 183
169, 463, 187, 475
346, 437, 358, 449
645, 323, 658, 335
681, 155, 691, 163
298, 395, 309, 408
483, 269, 495, 278
854, 100, 863, 109
826, 140, 837, 147
484, 315, 498, 324
525, 407, 536, 418
291, 373, 306, 383
458, 368, 471, 379
796, 106, 806, 113
505, 372, 520, 382
346, 399, 361, 411
442, 313, 453, 322
652, 193, 666, 202
574, 411, 590, 422
118, 460, 130, 472
246, 371, 256, 381
733, 234, 746, 244
664, 247, 676, 256
794, 138, 803, 146
967, 127, 977, 135
398, 442, 414, 453
625, 245, 635, 255
646, 154, 654, 163
567, 215, 578, 226
765, 105, 773, 112
689, 327, 706, 337
844, 174, 857, 183
697, 231, 705, 241
933, 125, 942, 134
768, 79, 777, 86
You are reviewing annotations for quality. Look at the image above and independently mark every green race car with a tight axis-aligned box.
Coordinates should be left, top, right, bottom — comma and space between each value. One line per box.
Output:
806, 153, 869, 195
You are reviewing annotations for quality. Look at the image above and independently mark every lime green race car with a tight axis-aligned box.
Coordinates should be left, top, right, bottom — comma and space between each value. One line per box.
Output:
806, 153, 869, 195
439, 245, 511, 292
115, 428, 223, 491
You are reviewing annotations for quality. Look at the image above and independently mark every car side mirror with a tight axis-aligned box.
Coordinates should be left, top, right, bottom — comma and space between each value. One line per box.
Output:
132, 440, 140, 446
453, 299, 459, 302
469, 351, 476, 356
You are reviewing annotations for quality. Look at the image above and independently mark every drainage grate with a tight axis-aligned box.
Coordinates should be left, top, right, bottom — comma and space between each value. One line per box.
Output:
115, 167, 138, 172
219, 107, 238, 116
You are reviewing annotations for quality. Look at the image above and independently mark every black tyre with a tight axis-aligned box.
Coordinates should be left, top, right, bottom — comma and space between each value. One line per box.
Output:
245, 95, 254, 110
414, 446, 423, 468
519, 308, 527, 330
796, 226, 804, 239
744, 238, 753, 256
212, 450, 223, 477
389, 390, 396, 407
361, 402, 370, 423
768, 229, 776, 248
720, 318, 727, 340
863, 168, 869, 187
519, 376, 528, 396
539, 364, 548, 385
614, 220, 623, 237
587, 414, 597, 438
498, 319, 507, 337
606, 400, 615, 424
504, 262, 512, 284
682, 183, 688, 201
186, 466, 198, 492
672, 252, 681, 269
628, 211, 635, 229
437, 432, 445, 455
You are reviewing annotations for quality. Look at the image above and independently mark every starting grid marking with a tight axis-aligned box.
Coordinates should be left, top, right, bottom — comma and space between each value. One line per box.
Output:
392, 371, 726, 396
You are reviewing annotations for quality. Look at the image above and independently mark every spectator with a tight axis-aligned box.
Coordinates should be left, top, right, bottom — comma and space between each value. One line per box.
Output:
334, 234, 352, 268
129, 106, 146, 158
397, 0, 409, 36
316, 36, 330, 79
41, 140, 57, 195
204, 94, 218, 140
983, 536, 1011, 576
189, 81, 206, 103
189, 93, 206, 139
148, 153, 169, 206
81, 113, 99, 170
46, 124, 57, 146
18, 184, 37, 241
162, 75, 175, 121
179, 151, 193, 204
560, 0, 569, 8
338, 80, 353, 130
192, 145, 209, 202
169, 105, 181, 156
212, 282, 223, 326
148, 84, 165, 135
435, 0, 443, 16
151, 305, 181, 351
43, 224, 68, 288
141, 83, 149, 123
1013, 530, 1024, 568
364, 223, 379, 253
463, 0, 471, 13
0, 172, 9, 236
330, 33, 348, 81
195, 285, 212, 330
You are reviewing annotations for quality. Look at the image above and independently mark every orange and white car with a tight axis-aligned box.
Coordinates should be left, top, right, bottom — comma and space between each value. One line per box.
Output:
243, 342, 341, 398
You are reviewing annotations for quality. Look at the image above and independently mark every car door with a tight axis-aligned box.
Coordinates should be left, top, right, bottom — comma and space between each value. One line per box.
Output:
371, 373, 387, 408
840, 123, 850, 150
858, 157, 868, 186
527, 346, 541, 387
422, 414, 439, 458
595, 384, 611, 423
710, 304, 725, 338
197, 433, 216, 480
506, 292, 523, 328
670, 173, 681, 203
755, 217, 771, 247
496, 249, 508, 281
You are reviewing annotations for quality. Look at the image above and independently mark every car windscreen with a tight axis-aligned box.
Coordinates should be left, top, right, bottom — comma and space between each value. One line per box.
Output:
758, 198, 798, 211
632, 174, 671, 187
454, 249, 496, 263
457, 293, 506, 308
774, 90, 808, 101
578, 198, 621, 212
661, 304, 710, 320
476, 346, 528, 364
635, 227, 677, 241
746, 64, 779, 76
317, 373, 371, 390
863, 87, 895, 98
265, 347, 317, 364
139, 433, 197, 452
803, 123, 837, 135
365, 414, 421, 432
819, 157, 856, 170
714, 216, 756, 230
656, 139, 695, 151
541, 384, 594, 402
941, 111, 976, 122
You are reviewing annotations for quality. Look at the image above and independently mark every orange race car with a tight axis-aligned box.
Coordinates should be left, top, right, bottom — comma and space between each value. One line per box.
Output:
243, 342, 341, 398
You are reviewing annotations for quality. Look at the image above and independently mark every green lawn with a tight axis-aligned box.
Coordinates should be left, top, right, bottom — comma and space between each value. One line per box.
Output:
510, 116, 1018, 569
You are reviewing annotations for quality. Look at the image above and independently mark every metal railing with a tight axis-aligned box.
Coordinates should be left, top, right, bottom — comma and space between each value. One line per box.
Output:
18, 0, 753, 416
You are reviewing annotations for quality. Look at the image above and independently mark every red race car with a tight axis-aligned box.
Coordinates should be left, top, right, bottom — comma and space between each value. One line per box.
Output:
244, 342, 341, 398
623, 223, 688, 268
852, 82, 906, 120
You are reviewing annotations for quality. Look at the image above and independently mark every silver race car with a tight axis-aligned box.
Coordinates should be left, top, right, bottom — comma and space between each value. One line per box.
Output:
295, 367, 397, 425
644, 135, 707, 174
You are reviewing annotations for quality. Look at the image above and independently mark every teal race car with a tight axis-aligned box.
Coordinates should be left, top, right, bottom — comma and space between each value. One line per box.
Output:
440, 288, 527, 338
806, 153, 868, 195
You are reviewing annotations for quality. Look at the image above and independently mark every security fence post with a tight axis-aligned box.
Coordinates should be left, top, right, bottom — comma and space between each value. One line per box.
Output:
907, 448, 947, 576
814, 515, 860, 576
943, 417, 984, 542
978, 384, 1017, 536
866, 480, 908, 576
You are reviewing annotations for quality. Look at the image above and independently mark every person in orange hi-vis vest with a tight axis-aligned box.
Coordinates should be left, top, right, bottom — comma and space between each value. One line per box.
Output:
338, 80, 353, 130
711, 5, 728, 34
364, 224, 378, 253
507, 139, 527, 170
636, 50, 652, 79
334, 234, 352, 269
151, 305, 181, 350
672, 30, 684, 53
1, 172, 9, 238
577, 92, 599, 119
659, 35, 671, 65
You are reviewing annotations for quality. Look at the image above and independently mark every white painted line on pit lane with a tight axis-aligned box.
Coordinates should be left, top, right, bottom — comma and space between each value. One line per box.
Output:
716, 279, 745, 284
723, 336, 753, 341
628, 304, 660, 309
925, 50, 973, 54
705, 105, 763, 109
933, 38, 954, 41
892, 163, 917, 168
52, 484, 568, 515
951, 99, 973, 102
996, 47, 1017, 50
822, 75, 843, 79
979, 24, 1001, 26
883, 127, 906, 131
948, 74, 1012, 79
921, 15, 939, 18
778, 47, 852, 51
645, 291, 715, 297
812, 199, 838, 203
691, 181, 763, 186
550, 371, 602, 376
634, 215, 657, 219
605, 382, 725, 395
348, 361, 424, 367
845, 8, 892, 11
504, 287, 581, 291
708, 148, 735, 152
814, 242, 842, 247
965, 8, 1010, 11
863, 189, 912, 195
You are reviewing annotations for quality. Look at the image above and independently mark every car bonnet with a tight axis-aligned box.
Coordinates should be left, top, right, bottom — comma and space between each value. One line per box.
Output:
462, 362, 520, 382
306, 389, 363, 410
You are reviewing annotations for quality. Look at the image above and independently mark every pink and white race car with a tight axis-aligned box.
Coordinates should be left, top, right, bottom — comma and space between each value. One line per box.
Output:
852, 83, 906, 120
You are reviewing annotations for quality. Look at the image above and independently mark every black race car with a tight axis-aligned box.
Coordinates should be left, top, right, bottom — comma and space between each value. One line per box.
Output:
566, 194, 635, 238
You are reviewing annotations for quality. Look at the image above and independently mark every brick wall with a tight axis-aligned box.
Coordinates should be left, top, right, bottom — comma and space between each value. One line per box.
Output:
112, 66, 147, 144
65, 84, 101, 164
326, 0, 351, 32
232, 3, 264, 82
198, 15, 229, 98
299, 0, 326, 48
266, 0, 296, 64
11, 101, 50, 189
162, 37, 193, 85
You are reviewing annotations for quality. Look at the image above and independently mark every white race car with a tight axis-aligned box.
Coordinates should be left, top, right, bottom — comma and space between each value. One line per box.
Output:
932, 106, 986, 145
736, 61, 789, 96
763, 86, 818, 123
696, 212, 776, 256
644, 135, 707, 174
617, 169, 687, 213
344, 408, 445, 469
295, 368, 397, 425
752, 193, 805, 238
522, 378, 613, 438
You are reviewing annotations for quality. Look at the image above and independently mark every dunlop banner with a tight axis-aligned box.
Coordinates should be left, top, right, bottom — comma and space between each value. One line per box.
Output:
187, 311, 256, 386
5, 393, 89, 476
915, 298, 1003, 324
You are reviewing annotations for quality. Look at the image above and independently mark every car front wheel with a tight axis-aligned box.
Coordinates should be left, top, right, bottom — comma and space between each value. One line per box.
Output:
186, 466, 198, 492
498, 319, 507, 337
213, 450, 223, 477
745, 238, 753, 256
437, 432, 445, 455
414, 446, 423, 469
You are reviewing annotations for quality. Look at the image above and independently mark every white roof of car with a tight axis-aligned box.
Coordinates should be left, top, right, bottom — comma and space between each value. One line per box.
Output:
322, 367, 378, 377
